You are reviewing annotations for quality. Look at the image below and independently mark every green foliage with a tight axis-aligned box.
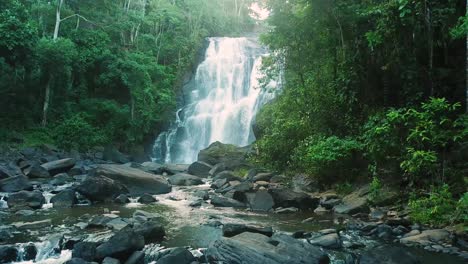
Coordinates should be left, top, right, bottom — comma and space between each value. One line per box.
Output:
335, 182, 353, 196
368, 176, 382, 202
52, 114, 107, 151
408, 184, 458, 226
291, 136, 364, 186
363, 98, 466, 185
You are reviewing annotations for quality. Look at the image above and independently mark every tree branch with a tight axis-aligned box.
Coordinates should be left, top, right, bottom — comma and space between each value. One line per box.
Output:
60, 14, 93, 24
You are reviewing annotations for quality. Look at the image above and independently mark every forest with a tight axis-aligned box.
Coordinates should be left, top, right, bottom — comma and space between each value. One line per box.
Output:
0, 1, 467, 263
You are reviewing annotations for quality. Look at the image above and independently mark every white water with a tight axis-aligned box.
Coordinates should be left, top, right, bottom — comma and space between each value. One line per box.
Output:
153, 37, 277, 164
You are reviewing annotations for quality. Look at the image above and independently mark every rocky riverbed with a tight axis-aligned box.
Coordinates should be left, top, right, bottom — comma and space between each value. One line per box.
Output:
0, 143, 466, 264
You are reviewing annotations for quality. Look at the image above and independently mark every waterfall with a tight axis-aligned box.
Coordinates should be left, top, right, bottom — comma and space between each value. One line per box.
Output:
153, 37, 277, 164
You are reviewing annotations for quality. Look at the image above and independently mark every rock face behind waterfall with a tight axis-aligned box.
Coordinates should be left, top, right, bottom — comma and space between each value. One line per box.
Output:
95, 164, 171, 195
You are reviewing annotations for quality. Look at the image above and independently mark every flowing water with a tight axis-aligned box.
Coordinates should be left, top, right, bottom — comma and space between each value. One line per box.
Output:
153, 37, 278, 164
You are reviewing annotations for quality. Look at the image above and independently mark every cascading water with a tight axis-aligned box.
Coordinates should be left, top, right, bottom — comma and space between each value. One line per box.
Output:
153, 37, 277, 164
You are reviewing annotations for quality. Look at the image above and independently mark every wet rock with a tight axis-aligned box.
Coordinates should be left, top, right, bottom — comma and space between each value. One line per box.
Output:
210, 195, 246, 208
157, 247, 195, 264
0, 226, 15, 242
269, 188, 319, 210
168, 173, 203, 186
359, 245, 421, 264
223, 223, 273, 237
8, 190, 45, 210
275, 207, 299, 214
0, 165, 13, 179
137, 194, 157, 204
309, 233, 342, 249
333, 190, 369, 214
211, 178, 227, 189
12, 219, 52, 230
106, 218, 129, 230
0, 245, 18, 263
102, 257, 121, 264
73, 242, 97, 261
193, 190, 209, 200
369, 208, 386, 221
132, 210, 162, 222
133, 221, 165, 242
124, 251, 144, 264
95, 228, 145, 260
24, 163, 50, 178
213, 171, 242, 182
76, 176, 128, 202
96, 165, 171, 195
160, 164, 189, 175
41, 158, 76, 175
23, 243, 37, 261
189, 200, 202, 207
140, 162, 164, 174
51, 189, 77, 208
292, 174, 318, 192
393, 225, 410, 236
103, 146, 130, 164
50, 172, 74, 185
0, 175, 32, 192
209, 163, 226, 176
400, 229, 450, 246
246, 190, 275, 211
253, 173, 274, 182
321, 198, 341, 210
69, 164, 86, 176
205, 232, 329, 264
188, 161, 213, 177
88, 215, 117, 228
114, 194, 130, 204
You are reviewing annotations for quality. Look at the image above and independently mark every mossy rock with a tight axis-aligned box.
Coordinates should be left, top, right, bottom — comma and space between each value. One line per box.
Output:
198, 141, 252, 170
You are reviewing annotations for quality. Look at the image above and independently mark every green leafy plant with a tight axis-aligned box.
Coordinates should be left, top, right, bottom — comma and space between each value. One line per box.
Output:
368, 176, 382, 202
408, 184, 457, 226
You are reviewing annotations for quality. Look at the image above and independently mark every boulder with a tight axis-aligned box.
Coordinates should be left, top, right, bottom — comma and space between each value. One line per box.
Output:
133, 221, 165, 242
103, 146, 130, 164
137, 194, 156, 204
210, 195, 246, 208
132, 210, 162, 222
168, 173, 203, 186
209, 163, 226, 176
309, 233, 342, 249
76, 176, 128, 202
400, 229, 450, 246
193, 190, 209, 200
213, 171, 242, 182
157, 248, 195, 264
51, 189, 77, 208
222, 223, 273, 237
124, 251, 144, 264
0, 245, 18, 263
8, 191, 45, 210
246, 190, 275, 211
96, 165, 171, 195
73, 242, 97, 261
205, 232, 329, 264
0, 226, 15, 243
95, 228, 145, 260
253, 173, 274, 182
50, 173, 74, 185
106, 218, 129, 231
24, 163, 50, 178
160, 164, 189, 175
0, 175, 32, 192
333, 191, 369, 214
41, 158, 76, 175
198, 142, 250, 170
23, 243, 37, 261
102, 257, 121, 264
114, 194, 130, 204
187, 161, 213, 177
140, 162, 164, 174
65, 258, 96, 264
0, 165, 13, 179
292, 174, 318, 193
269, 188, 319, 210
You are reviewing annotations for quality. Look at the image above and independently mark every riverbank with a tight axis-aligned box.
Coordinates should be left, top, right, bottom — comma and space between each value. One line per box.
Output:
0, 142, 466, 264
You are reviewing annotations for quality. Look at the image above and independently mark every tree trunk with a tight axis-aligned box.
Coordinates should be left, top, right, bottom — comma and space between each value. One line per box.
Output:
42, 78, 51, 127
53, 0, 64, 40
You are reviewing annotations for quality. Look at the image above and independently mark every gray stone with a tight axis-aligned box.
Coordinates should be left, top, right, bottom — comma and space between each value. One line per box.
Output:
51, 189, 77, 208
0, 175, 32, 192
246, 190, 275, 211
157, 247, 195, 264
333, 191, 369, 214
188, 161, 212, 177
168, 173, 203, 186
95, 228, 144, 260
41, 158, 76, 175
210, 195, 246, 208
223, 223, 273, 237
124, 251, 144, 264
96, 165, 171, 195
8, 191, 45, 210
137, 194, 157, 204
76, 176, 128, 202
309, 233, 342, 249
24, 163, 50, 178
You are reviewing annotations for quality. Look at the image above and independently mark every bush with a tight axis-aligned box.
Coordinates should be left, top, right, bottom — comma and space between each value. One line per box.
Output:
291, 136, 364, 186
368, 176, 382, 202
408, 184, 458, 226
362, 98, 466, 185
52, 114, 107, 151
